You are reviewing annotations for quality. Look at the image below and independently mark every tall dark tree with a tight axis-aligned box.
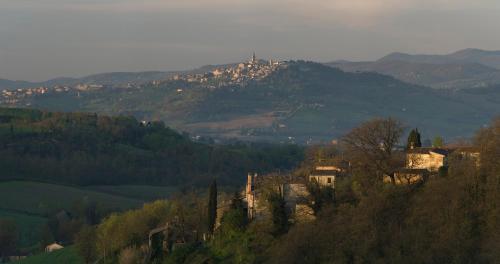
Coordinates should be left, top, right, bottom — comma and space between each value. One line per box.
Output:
219, 192, 248, 233
407, 128, 422, 149
207, 179, 218, 234
268, 192, 288, 236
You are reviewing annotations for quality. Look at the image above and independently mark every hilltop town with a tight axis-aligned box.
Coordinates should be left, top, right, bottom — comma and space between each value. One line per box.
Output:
0, 54, 286, 106
162, 53, 287, 88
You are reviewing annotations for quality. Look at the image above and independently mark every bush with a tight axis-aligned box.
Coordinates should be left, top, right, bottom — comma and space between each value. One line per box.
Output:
118, 247, 142, 264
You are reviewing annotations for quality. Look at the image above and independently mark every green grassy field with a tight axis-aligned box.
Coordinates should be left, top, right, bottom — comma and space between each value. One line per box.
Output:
0, 209, 46, 249
0, 181, 145, 216
14, 246, 83, 264
87, 185, 177, 201
0, 181, 180, 254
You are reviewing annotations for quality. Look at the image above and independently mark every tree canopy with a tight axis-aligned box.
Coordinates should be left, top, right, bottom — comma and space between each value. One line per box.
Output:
0, 108, 304, 186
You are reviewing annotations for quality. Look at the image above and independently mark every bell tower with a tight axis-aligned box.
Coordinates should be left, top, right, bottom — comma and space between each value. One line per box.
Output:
246, 172, 258, 219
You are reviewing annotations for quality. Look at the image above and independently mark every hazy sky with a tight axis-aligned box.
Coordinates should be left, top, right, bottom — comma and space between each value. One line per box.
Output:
1, 0, 500, 81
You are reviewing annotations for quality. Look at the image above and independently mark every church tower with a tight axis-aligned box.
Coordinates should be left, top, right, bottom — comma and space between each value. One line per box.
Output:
251, 52, 257, 64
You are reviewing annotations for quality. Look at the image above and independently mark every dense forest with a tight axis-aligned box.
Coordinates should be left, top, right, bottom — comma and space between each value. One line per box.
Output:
0, 108, 303, 186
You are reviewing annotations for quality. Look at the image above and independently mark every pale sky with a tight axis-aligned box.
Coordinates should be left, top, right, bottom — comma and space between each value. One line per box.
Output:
1, 0, 500, 81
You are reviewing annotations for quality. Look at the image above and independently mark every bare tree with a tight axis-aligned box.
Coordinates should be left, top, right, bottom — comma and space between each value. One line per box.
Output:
342, 118, 404, 184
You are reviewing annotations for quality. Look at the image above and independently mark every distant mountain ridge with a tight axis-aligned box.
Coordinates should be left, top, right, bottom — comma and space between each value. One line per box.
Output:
329, 48, 500, 89
5, 48, 500, 91
0, 71, 180, 90
380, 49, 500, 69
0, 79, 40, 90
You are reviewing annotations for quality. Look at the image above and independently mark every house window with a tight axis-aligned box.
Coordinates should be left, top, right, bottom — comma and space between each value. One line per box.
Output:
327, 177, 332, 183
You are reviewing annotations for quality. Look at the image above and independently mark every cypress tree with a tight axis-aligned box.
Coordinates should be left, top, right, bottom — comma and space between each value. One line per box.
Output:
268, 191, 288, 236
415, 128, 422, 147
407, 128, 422, 149
207, 179, 218, 234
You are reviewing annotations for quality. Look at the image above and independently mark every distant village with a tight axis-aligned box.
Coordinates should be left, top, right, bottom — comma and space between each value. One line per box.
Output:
0, 84, 106, 106
0, 53, 286, 105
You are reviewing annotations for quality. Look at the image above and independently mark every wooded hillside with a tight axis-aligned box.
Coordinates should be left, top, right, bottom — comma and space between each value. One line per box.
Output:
0, 108, 303, 186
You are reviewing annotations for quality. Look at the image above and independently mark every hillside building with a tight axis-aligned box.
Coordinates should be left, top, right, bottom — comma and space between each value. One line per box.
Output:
389, 146, 481, 185
309, 162, 349, 188
244, 173, 315, 223
406, 148, 449, 171
244, 162, 346, 223
45, 243, 64, 253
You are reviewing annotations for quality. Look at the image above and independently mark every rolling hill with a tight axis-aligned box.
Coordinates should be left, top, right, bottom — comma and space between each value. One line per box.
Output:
0, 108, 303, 186
0, 79, 37, 90
7, 61, 499, 142
327, 60, 500, 89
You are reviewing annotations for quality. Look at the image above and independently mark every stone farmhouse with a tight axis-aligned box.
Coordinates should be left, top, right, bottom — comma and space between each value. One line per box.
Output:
309, 161, 350, 188
390, 147, 480, 185
244, 161, 349, 223
244, 173, 315, 223
406, 148, 450, 171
